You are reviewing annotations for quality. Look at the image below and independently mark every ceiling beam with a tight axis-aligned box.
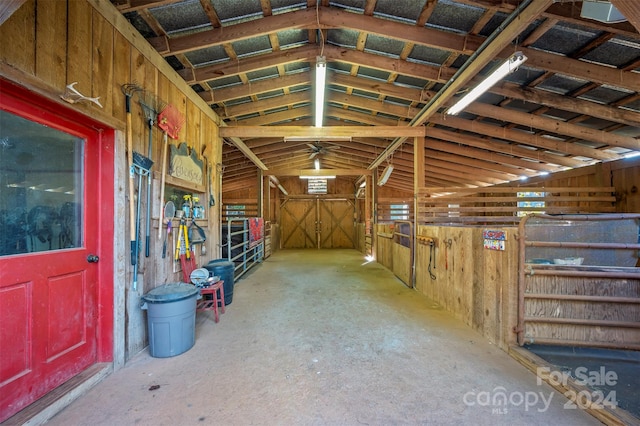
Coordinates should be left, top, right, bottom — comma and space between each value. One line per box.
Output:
426, 137, 562, 172
225, 135, 268, 170
610, 1, 640, 34
220, 126, 425, 138
201, 73, 311, 104
411, 0, 553, 128
428, 115, 616, 163
264, 168, 371, 176
0, 0, 26, 26
463, 102, 639, 152
491, 82, 640, 128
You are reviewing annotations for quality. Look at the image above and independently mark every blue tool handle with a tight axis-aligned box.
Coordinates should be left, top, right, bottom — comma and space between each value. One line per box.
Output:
131, 240, 137, 265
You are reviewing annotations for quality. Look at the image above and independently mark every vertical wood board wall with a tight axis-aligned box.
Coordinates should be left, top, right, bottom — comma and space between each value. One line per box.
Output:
0, 0, 223, 361
414, 226, 519, 350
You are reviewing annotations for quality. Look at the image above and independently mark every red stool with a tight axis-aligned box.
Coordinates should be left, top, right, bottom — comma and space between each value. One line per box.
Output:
196, 280, 225, 323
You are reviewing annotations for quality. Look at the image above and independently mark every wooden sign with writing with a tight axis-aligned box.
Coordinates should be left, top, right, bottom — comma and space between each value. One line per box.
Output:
169, 143, 204, 186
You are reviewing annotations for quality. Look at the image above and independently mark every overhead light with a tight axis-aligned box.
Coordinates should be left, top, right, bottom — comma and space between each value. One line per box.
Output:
314, 158, 320, 170
580, 1, 626, 23
377, 164, 394, 186
315, 56, 327, 128
359, 181, 366, 188
300, 175, 335, 179
446, 51, 528, 116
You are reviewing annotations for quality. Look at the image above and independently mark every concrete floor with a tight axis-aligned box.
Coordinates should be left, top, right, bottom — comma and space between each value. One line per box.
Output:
47, 249, 600, 425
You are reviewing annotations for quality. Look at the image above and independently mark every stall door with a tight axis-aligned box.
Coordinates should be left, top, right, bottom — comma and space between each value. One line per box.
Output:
0, 97, 101, 421
280, 199, 355, 249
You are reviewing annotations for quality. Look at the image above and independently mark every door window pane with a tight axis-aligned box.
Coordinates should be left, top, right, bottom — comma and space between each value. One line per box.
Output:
0, 110, 84, 256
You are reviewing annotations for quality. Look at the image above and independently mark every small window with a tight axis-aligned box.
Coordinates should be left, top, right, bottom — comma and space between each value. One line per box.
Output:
517, 192, 545, 216
390, 204, 408, 220
226, 205, 245, 216
307, 178, 327, 194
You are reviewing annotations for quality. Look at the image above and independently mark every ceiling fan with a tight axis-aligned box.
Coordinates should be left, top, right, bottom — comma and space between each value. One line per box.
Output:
305, 143, 340, 159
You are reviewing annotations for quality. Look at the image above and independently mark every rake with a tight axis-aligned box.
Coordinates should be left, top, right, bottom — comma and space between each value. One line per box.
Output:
157, 103, 185, 239
139, 90, 165, 257
121, 82, 144, 289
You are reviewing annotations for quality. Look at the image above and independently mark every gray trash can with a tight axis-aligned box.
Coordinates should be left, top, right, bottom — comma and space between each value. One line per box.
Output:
141, 283, 199, 358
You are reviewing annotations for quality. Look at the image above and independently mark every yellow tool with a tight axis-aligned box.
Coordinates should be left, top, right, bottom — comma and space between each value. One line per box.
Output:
183, 220, 191, 260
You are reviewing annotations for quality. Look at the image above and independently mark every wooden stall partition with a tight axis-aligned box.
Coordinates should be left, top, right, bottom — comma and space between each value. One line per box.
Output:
375, 224, 394, 271
415, 225, 519, 350
356, 222, 366, 254
612, 156, 640, 213
416, 187, 616, 224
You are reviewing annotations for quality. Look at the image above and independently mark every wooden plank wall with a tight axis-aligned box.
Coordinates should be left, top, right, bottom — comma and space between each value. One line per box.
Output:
414, 226, 519, 350
523, 275, 640, 349
611, 157, 640, 213
0, 0, 224, 359
416, 187, 616, 224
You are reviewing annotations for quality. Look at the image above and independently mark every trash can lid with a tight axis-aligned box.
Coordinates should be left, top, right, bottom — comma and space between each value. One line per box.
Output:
142, 283, 199, 303
206, 259, 234, 267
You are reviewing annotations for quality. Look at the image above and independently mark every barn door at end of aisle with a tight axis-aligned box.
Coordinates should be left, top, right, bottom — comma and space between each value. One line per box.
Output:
0, 91, 103, 422
317, 199, 355, 249
280, 199, 316, 248
280, 199, 355, 249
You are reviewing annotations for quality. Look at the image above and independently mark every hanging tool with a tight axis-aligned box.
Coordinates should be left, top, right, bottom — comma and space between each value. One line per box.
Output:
157, 103, 185, 239
139, 90, 163, 257
174, 216, 184, 261
162, 201, 175, 259
121, 83, 142, 267
183, 217, 191, 260
131, 152, 153, 291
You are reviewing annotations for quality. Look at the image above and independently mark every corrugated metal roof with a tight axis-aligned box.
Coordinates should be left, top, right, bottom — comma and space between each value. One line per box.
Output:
112, 0, 640, 191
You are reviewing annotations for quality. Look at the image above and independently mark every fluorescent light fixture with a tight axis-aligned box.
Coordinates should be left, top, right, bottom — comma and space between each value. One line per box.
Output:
581, 1, 626, 23
315, 56, 327, 128
314, 158, 320, 170
625, 151, 640, 159
446, 51, 528, 116
300, 175, 335, 179
377, 164, 394, 186
359, 181, 366, 188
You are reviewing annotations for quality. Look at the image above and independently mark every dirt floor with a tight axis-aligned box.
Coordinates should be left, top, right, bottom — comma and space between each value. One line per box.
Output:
46, 249, 602, 425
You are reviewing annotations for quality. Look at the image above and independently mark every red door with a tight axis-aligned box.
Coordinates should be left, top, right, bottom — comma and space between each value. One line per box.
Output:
0, 84, 106, 421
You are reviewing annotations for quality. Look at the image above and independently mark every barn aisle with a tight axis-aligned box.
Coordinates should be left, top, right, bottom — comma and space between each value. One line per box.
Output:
47, 249, 599, 425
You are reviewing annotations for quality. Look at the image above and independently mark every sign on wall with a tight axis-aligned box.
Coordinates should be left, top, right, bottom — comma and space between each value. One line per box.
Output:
169, 143, 203, 186
483, 229, 506, 251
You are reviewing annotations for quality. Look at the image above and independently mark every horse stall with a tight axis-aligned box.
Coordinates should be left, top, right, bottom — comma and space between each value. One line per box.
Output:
511, 213, 640, 424
373, 184, 640, 424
